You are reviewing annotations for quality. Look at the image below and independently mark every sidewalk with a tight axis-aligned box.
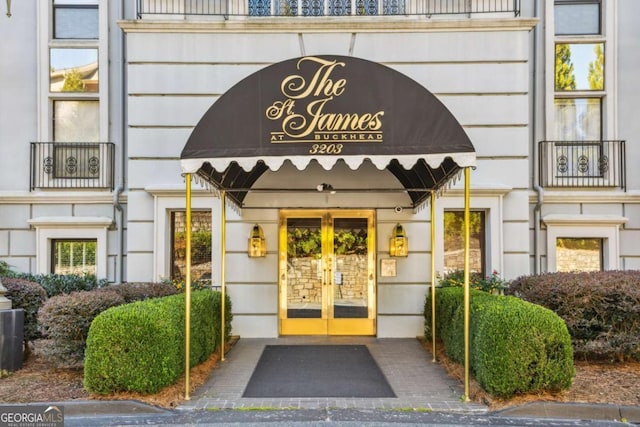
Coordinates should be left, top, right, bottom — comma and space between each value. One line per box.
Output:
180, 337, 488, 413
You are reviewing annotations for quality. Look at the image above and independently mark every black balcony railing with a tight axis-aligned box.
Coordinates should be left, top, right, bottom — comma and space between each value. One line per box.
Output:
136, 0, 520, 18
539, 140, 626, 190
30, 142, 115, 190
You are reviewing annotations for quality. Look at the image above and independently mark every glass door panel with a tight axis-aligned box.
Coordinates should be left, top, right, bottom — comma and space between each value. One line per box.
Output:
279, 210, 375, 336
285, 217, 323, 319
332, 218, 369, 319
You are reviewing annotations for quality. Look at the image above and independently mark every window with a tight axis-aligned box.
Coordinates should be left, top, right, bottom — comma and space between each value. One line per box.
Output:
39, 1, 106, 189
551, 2, 607, 187
443, 211, 486, 276
50, 0, 100, 140
47, 1, 102, 143
53, 100, 100, 141
553, 43, 604, 140
170, 211, 212, 281
553, 2, 604, 143
555, 237, 602, 272
554, 43, 604, 92
553, 98, 601, 141
53, 0, 99, 39
542, 214, 627, 272
50, 48, 99, 93
554, 0, 600, 36
52, 239, 97, 275
28, 217, 111, 279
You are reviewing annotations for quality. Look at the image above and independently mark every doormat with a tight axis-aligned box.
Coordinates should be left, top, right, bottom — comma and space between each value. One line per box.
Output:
242, 345, 396, 398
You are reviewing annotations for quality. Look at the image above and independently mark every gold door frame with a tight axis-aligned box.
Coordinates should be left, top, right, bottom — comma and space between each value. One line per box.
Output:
278, 209, 376, 336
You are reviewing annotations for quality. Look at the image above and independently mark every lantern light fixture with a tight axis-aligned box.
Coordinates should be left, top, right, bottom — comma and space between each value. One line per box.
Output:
6, 0, 11, 17
248, 224, 266, 257
389, 223, 408, 257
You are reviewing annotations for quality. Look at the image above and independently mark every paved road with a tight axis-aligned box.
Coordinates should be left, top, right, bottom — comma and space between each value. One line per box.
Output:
63, 408, 628, 426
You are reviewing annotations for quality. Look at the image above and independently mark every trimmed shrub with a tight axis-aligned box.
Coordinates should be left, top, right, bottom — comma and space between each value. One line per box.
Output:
438, 269, 508, 294
105, 282, 178, 303
507, 271, 640, 361
425, 287, 574, 398
424, 287, 493, 365
84, 290, 232, 394
15, 273, 109, 297
84, 297, 183, 394
473, 297, 575, 397
37, 289, 125, 368
2, 277, 48, 344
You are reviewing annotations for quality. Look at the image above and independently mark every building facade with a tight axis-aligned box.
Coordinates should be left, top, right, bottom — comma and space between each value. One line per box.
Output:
1, 0, 638, 338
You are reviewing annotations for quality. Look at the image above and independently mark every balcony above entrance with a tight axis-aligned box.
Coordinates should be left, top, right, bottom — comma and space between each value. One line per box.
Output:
136, 0, 521, 19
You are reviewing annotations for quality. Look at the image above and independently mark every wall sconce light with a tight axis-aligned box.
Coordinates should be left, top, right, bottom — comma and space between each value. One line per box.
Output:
248, 224, 266, 257
6, 0, 11, 17
389, 223, 408, 257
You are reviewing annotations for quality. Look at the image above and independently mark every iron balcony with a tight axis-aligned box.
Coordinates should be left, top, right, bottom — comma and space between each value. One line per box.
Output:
539, 140, 626, 191
30, 142, 115, 191
136, 0, 521, 18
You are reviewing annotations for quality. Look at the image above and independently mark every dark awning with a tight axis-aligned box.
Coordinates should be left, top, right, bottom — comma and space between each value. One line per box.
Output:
180, 55, 475, 207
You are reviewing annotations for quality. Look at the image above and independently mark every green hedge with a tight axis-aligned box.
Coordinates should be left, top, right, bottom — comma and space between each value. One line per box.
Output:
84, 290, 232, 395
13, 273, 109, 297
425, 287, 574, 398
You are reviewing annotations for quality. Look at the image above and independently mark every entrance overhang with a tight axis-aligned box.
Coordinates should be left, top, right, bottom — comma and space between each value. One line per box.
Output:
179, 55, 476, 207
179, 55, 477, 402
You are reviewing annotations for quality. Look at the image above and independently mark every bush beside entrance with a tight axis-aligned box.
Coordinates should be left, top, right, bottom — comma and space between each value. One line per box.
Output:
84, 290, 232, 395
425, 287, 574, 398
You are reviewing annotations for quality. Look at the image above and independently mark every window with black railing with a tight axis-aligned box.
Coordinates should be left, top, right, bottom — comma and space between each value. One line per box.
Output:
539, 140, 625, 190
30, 142, 115, 190
136, 0, 520, 17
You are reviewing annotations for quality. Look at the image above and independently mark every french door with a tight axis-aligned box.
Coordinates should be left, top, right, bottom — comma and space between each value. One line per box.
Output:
279, 210, 376, 335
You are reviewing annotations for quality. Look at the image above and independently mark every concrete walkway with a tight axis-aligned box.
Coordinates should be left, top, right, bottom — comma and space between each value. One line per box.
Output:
178, 337, 488, 413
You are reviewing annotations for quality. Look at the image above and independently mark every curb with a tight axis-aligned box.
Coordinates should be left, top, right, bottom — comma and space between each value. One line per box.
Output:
495, 402, 640, 423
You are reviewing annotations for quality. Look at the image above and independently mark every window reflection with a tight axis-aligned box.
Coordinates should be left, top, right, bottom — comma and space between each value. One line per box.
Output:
555, 43, 604, 91
554, 98, 601, 140
556, 238, 602, 272
53, 100, 100, 142
50, 48, 99, 93
444, 211, 485, 276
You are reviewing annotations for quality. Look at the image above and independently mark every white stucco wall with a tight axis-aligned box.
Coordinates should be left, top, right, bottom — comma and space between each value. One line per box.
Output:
122, 20, 534, 337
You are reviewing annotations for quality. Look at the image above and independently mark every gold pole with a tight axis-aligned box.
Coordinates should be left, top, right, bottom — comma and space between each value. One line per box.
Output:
463, 167, 471, 402
184, 173, 192, 401
430, 191, 437, 362
220, 191, 226, 362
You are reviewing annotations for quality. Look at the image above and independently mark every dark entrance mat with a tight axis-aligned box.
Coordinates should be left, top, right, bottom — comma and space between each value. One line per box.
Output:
242, 345, 396, 398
